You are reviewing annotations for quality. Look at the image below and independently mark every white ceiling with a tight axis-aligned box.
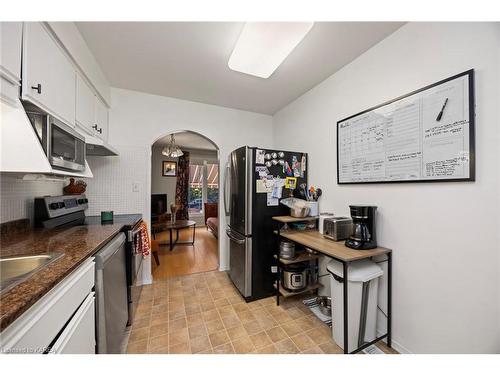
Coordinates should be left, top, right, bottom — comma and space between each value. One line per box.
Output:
154, 131, 217, 151
76, 22, 404, 114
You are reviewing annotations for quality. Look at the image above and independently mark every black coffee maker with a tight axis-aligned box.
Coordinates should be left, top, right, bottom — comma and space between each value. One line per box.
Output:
345, 205, 377, 250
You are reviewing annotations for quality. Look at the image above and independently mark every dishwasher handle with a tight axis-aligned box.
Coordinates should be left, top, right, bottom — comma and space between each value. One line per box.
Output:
95, 232, 126, 267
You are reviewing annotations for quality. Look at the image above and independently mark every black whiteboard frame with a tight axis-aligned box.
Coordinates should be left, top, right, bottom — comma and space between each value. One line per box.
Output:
336, 69, 475, 185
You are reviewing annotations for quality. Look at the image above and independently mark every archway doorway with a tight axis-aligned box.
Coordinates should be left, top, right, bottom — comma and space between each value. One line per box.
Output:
150, 131, 220, 279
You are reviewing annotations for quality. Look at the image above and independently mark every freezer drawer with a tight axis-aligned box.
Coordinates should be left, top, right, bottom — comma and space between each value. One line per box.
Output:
227, 228, 252, 298
50, 292, 95, 354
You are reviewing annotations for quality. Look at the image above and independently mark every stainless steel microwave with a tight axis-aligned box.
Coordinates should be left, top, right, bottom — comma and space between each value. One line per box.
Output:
26, 109, 86, 172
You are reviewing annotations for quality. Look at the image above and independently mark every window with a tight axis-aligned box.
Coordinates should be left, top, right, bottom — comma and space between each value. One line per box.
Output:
188, 164, 203, 214
206, 164, 219, 204
188, 163, 219, 215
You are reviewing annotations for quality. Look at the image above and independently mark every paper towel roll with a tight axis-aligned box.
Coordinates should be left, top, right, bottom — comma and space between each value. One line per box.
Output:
319, 212, 335, 234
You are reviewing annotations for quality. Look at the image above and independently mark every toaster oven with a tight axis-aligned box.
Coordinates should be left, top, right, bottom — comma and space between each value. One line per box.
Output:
323, 217, 353, 241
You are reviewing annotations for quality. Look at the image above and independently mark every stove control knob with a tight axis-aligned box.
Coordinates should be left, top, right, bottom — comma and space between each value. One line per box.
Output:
49, 203, 59, 210
57, 202, 65, 209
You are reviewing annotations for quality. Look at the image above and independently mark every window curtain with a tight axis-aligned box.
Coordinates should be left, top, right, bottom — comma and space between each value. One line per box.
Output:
175, 151, 190, 220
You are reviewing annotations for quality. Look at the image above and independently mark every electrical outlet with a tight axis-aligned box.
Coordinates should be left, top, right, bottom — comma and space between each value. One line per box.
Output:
132, 182, 140, 192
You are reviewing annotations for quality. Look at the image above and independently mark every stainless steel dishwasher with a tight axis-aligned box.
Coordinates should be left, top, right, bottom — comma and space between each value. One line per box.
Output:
95, 232, 128, 354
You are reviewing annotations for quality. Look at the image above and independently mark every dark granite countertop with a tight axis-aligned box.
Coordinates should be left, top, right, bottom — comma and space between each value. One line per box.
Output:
0, 214, 142, 332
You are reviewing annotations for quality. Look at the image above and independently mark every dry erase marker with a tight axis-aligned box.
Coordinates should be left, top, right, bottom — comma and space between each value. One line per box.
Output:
436, 98, 449, 121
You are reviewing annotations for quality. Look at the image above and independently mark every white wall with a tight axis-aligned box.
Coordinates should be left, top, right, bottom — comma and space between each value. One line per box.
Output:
86, 87, 273, 283
273, 22, 500, 353
151, 146, 178, 209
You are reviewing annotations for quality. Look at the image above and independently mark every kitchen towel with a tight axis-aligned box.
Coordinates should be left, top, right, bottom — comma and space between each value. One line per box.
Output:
135, 221, 151, 257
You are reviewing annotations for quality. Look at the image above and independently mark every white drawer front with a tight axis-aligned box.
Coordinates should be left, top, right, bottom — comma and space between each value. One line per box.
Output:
50, 292, 95, 354
0, 258, 95, 353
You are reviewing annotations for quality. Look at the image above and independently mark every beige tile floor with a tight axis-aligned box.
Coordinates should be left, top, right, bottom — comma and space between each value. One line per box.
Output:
126, 271, 395, 354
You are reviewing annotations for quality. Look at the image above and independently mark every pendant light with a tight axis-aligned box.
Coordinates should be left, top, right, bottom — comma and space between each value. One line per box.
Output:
161, 134, 184, 158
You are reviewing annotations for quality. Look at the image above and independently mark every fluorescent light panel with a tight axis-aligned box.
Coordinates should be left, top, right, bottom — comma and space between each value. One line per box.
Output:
228, 22, 314, 79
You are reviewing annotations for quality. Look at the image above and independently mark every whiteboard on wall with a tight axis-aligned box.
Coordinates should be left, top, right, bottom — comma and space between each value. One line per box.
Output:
337, 70, 475, 184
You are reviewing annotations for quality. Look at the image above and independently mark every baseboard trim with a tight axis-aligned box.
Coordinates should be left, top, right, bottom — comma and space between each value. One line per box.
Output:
376, 329, 412, 354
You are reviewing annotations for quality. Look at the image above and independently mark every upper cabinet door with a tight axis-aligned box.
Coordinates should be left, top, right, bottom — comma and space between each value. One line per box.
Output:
0, 22, 23, 106
22, 22, 76, 126
0, 22, 23, 82
94, 96, 108, 141
75, 73, 95, 133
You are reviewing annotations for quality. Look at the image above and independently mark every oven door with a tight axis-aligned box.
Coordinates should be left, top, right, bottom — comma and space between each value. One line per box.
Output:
126, 223, 144, 325
48, 115, 86, 171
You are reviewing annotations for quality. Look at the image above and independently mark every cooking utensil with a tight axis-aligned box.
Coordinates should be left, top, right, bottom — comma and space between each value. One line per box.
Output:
282, 263, 308, 291
315, 188, 322, 201
279, 241, 296, 259
290, 206, 310, 218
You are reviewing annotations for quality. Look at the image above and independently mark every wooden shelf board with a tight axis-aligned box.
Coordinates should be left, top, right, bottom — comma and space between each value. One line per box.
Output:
272, 215, 319, 223
279, 230, 391, 262
275, 282, 323, 298
274, 252, 321, 265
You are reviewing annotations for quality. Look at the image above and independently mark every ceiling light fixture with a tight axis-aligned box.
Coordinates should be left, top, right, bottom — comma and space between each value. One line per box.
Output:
228, 22, 314, 79
161, 134, 184, 158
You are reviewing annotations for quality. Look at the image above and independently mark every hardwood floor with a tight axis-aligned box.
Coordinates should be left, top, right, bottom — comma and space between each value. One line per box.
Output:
152, 226, 219, 279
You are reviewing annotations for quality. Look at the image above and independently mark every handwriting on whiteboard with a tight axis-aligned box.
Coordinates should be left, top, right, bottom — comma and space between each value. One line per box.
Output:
338, 73, 471, 183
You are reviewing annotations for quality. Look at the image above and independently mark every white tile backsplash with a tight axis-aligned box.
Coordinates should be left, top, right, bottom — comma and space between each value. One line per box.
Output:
0, 175, 64, 224
84, 145, 149, 217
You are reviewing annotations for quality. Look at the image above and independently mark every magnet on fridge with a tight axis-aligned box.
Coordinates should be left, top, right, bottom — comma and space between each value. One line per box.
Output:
285, 161, 293, 176
265, 161, 272, 168
265, 153, 272, 160
256, 149, 266, 164
271, 152, 278, 159
285, 177, 297, 189
278, 151, 285, 158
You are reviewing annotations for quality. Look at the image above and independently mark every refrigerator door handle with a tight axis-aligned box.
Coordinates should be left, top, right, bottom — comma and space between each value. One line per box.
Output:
223, 162, 230, 216
226, 229, 245, 244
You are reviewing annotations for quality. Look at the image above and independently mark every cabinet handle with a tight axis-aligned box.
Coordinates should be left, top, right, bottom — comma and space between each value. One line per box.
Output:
92, 124, 98, 130
97, 128, 102, 134
31, 84, 42, 94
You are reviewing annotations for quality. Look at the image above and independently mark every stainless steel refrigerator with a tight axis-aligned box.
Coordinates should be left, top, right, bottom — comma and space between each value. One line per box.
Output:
224, 146, 307, 301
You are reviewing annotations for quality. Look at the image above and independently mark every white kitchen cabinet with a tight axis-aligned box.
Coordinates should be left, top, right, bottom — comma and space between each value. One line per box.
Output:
75, 72, 95, 133
21, 22, 76, 126
50, 292, 95, 354
0, 258, 95, 354
94, 96, 109, 141
0, 22, 23, 106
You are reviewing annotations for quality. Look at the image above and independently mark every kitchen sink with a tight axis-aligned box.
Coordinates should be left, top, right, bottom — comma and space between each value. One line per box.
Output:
0, 253, 63, 293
